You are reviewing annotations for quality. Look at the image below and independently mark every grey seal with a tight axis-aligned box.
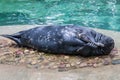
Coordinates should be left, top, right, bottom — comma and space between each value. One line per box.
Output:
1, 25, 114, 57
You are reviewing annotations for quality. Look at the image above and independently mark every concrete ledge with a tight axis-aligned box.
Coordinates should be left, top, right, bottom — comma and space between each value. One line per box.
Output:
0, 64, 120, 80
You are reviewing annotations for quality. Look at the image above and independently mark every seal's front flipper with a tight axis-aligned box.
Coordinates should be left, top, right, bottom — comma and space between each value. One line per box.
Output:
0, 33, 22, 46
77, 43, 95, 57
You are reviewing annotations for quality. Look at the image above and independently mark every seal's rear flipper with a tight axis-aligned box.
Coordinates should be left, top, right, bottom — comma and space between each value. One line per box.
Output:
0, 33, 22, 46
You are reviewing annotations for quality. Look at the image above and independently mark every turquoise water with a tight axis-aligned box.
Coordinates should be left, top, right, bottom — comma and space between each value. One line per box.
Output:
0, 0, 120, 31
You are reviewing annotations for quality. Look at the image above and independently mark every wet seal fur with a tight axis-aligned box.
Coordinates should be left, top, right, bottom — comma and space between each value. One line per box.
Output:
1, 25, 114, 57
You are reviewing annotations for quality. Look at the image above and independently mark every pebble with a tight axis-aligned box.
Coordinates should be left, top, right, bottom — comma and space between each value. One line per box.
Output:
40, 65, 45, 69
58, 62, 67, 72
0, 45, 4, 48
87, 59, 94, 64
30, 61, 37, 65
24, 49, 30, 54
79, 63, 87, 68
112, 55, 120, 60
71, 63, 75, 66
97, 63, 103, 67
48, 58, 52, 61
93, 63, 98, 68
15, 50, 23, 58
0, 52, 12, 56
26, 58, 32, 63
30, 51, 35, 54
52, 65, 58, 69
26, 64, 32, 68
39, 52, 44, 55
112, 59, 120, 65
48, 62, 55, 66
64, 56, 69, 59
0, 56, 6, 60
76, 62, 81, 65
38, 57, 44, 61
3, 49, 9, 52
7, 57, 15, 62
94, 57, 99, 60
66, 64, 71, 67
103, 58, 111, 65
19, 59, 25, 63
87, 63, 93, 67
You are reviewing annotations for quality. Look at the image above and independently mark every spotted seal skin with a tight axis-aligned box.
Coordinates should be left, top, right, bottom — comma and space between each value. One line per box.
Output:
1, 25, 114, 57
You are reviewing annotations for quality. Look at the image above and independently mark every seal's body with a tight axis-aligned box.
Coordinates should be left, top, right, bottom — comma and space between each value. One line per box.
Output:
1, 25, 114, 57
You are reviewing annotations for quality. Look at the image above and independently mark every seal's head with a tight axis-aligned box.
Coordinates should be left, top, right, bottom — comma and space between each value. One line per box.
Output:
77, 29, 114, 57
96, 33, 114, 55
